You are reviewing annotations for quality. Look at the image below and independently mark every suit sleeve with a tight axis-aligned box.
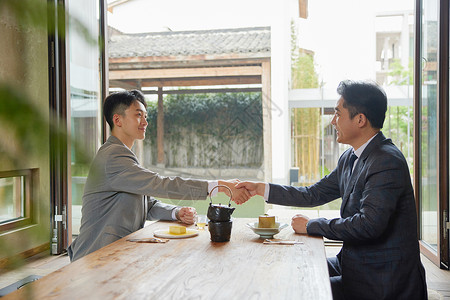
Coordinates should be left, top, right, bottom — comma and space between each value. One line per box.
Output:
106, 145, 209, 200
146, 196, 176, 221
307, 153, 407, 242
268, 167, 341, 207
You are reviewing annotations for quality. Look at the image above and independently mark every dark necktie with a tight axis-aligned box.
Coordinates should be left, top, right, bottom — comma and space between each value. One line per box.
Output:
348, 153, 358, 176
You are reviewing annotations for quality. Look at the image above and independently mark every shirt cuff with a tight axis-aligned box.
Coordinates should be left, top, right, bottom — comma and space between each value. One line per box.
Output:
208, 180, 219, 197
171, 207, 180, 220
263, 183, 270, 201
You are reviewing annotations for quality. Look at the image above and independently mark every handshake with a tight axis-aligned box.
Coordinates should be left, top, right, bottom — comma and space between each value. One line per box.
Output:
217, 180, 266, 205
180, 179, 310, 234
177, 180, 263, 225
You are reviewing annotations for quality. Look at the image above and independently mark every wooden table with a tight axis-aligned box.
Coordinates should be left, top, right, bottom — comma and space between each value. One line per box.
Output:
4, 218, 332, 299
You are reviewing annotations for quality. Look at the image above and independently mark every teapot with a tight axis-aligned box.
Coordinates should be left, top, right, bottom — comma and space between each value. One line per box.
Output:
207, 185, 235, 222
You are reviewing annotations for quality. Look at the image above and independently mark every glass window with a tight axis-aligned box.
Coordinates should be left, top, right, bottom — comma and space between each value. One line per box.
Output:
0, 176, 24, 223
420, 0, 438, 250
288, 2, 414, 222
0, 170, 33, 231
289, 107, 343, 219
289, 101, 414, 221
139, 92, 266, 218
68, 0, 102, 236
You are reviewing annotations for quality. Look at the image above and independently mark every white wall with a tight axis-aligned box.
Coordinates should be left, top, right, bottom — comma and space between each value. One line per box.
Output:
269, 0, 296, 184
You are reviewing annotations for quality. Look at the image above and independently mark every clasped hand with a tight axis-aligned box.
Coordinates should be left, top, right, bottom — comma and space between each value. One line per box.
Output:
214, 180, 266, 205
218, 179, 252, 205
176, 207, 196, 224
232, 181, 265, 204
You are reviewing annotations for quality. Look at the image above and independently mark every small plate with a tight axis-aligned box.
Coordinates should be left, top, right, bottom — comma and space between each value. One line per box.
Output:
154, 229, 199, 239
246, 222, 289, 239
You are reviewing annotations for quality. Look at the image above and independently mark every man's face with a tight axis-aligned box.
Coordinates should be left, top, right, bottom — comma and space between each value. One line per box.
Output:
331, 97, 360, 146
117, 100, 148, 141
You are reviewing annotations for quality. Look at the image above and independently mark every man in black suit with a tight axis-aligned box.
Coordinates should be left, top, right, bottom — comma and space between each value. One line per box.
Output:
237, 80, 427, 300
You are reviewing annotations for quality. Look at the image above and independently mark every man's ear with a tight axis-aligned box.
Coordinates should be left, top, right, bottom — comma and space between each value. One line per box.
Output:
357, 113, 368, 128
113, 114, 122, 127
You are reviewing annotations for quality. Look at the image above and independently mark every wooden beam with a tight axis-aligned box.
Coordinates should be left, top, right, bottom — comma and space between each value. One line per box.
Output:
109, 80, 139, 90
142, 87, 262, 95
140, 76, 262, 87
109, 60, 265, 71
109, 54, 270, 66
109, 76, 261, 88
109, 66, 263, 80
108, 57, 270, 72
299, 0, 308, 19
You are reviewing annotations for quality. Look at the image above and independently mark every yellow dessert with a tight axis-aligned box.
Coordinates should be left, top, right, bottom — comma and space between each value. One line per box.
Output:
258, 214, 276, 228
169, 225, 187, 235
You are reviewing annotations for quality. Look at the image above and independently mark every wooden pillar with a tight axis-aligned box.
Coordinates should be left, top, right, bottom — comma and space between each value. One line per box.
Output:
157, 87, 165, 166
298, 0, 308, 19
261, 60, 272, 182
134, 84, 144, 164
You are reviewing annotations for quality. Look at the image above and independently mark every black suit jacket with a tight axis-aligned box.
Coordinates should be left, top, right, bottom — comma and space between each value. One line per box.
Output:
268, 132, 427, 300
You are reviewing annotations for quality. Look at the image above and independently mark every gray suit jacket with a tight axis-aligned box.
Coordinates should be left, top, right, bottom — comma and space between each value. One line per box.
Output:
268, 132, 427, 300
68, 136, 208, 261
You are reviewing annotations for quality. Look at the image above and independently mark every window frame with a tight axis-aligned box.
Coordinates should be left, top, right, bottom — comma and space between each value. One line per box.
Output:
0, 169, 36, 232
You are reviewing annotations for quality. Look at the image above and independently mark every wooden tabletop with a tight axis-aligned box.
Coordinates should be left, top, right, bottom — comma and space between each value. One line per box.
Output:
4, 218, 332, 299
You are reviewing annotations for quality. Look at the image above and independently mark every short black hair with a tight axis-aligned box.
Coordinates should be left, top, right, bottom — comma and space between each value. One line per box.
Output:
103, 90, 147, 130
337, 80, 387, 129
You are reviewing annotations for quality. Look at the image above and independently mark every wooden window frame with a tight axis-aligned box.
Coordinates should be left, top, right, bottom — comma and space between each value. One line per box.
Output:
0, 169, 37, 232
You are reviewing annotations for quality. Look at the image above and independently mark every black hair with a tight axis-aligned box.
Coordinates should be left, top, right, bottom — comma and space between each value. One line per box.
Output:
103, 89, 147, 130
336, 80, 387, 129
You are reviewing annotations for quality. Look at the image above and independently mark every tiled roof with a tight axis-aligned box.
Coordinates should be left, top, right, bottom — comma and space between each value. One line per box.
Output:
109, 27, 271, 58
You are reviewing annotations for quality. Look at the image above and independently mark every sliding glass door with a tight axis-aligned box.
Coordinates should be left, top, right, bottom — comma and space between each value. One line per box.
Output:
416, 0, 449, 269
67, 0, 103, 238
49, 0, 107, 254
419, 0, 438, 253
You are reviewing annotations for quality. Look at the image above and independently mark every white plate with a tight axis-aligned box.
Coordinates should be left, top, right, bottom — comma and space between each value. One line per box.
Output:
154, 229, 199, 239
246, 222, 289, 239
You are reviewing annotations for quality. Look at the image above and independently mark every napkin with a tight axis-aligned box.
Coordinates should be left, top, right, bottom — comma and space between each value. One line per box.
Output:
127, 237, 169, 243
263, 239, 303, 245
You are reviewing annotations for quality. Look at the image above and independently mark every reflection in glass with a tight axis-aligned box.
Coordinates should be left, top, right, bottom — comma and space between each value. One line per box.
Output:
289, 102, 414, 221
0, 176, 24, 223
420, 0, 438, 249
68, 0, 102, 235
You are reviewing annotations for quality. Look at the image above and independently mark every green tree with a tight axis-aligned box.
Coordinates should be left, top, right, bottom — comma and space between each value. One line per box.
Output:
388, 58, 413, 85
386, 58, 414, 172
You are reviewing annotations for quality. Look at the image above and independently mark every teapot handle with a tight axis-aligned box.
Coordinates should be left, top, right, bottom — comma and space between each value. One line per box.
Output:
209, 185, 233, 207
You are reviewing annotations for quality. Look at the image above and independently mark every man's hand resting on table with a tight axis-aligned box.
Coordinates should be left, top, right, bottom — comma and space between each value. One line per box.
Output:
176, 207, 197, 224
291, 214, 309, 234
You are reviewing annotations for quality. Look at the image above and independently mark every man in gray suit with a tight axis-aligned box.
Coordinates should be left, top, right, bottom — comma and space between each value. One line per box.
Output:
68, 90, 249, 262
237, 80, 427, 300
